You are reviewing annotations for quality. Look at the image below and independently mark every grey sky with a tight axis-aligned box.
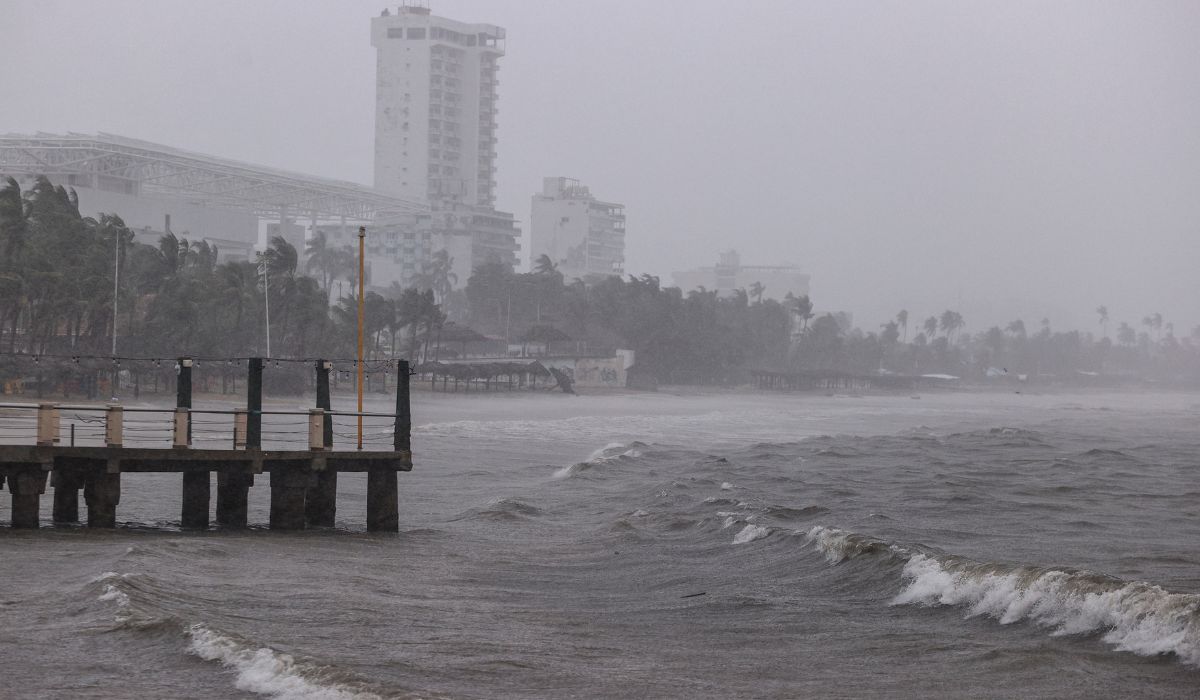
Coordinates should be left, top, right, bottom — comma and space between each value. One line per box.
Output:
3, 0, 1198, 334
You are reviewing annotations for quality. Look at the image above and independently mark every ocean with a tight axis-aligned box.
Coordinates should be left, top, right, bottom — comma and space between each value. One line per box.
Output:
2, 389, 1198, 698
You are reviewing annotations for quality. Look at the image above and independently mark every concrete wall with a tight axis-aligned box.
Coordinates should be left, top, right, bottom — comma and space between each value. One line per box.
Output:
541, 356, 627, 388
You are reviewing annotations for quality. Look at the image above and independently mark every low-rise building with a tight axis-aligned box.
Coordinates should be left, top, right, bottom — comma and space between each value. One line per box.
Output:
672, 250, 809, 301
530, 177, 625, 280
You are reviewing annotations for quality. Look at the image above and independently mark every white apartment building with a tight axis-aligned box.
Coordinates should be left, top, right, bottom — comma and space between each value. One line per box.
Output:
370, 5, 520, 276
371, 5, 503, 206
529, 177, 625, 280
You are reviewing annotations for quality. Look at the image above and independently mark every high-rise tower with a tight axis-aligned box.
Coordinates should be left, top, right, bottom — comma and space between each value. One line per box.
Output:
371, 5, 504, 208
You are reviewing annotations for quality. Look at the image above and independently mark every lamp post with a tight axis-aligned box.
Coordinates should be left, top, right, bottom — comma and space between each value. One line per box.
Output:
111, 226, 120, 396
259, 255, 271, 358
357, 226, 366, 450
112, 228, 120, 356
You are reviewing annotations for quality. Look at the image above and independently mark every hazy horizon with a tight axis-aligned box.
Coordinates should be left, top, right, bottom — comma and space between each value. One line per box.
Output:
3, 0, 1197, 336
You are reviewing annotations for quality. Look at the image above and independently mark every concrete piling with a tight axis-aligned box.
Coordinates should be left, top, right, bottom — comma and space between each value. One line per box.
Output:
305, 360, 337, 527
9, 470, 48, 528
52, 470, 81, 523
216, 471, 252, 529
177, 358, 205, 528
181, 471, 210, 529
366, 468, 399, 532
84, 471, 120, 528
367, 359, 409, 533
270, 466, 316, 530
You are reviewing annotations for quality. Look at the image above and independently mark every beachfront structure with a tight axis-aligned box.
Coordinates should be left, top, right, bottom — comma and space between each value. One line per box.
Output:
0, 131, 428, 270
370, 6, 520, 275
672, 250, 810, 301
529, 177, 625, 279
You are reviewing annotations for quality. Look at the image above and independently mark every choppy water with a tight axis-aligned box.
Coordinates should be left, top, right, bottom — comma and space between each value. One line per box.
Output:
2, 390, 1199, 698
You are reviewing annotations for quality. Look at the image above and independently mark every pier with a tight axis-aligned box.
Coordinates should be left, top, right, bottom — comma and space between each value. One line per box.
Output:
0, 357, 412, 531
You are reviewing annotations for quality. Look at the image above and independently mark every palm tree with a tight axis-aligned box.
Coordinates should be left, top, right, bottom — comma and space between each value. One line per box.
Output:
1142, 312, 1163, 341
1096, 305, 1109, 338
428, 249, 458, 304
749, 281, 765, 305
923, 316, 938, 339
1117, 321, 1136, 347
939, 310, 964, 343
896, 309, 908, 342
783, 293, 814, 330
533, 253, 558, 276
304, 232, 339, 302
1006, 319, 1026, 337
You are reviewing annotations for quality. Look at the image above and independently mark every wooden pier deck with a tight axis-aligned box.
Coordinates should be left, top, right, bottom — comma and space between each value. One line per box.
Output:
0, 357, 413, 532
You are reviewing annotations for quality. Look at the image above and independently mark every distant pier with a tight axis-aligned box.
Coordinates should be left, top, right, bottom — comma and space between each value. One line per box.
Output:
0, 358, 412, 531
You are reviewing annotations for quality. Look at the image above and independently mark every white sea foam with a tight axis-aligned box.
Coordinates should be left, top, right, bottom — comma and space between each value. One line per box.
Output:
732, 524, 770, 544
187, 624, 382, 700
720, 482, 734, 491
553, 443, 643, 479
98, 585, 130, 606
892, 554, 1200, 665
93, 571, 133, 613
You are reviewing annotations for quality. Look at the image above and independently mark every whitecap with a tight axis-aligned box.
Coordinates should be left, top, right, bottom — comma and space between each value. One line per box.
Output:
187, 624, 382, 700
891, 554, 1200, 666
732, 524, 770, 544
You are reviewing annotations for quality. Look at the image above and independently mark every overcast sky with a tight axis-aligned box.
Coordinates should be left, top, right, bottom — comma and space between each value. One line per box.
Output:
3, 0, 1198, 334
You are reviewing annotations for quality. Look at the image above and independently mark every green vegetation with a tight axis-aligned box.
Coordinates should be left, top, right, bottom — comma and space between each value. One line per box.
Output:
2, 175, 1199, 390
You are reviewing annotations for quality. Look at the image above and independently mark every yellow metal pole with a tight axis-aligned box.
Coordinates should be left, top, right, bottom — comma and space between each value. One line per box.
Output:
357, 225, 366, 450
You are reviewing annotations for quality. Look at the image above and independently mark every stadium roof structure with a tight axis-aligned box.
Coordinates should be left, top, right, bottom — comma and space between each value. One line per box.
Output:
0, 132, 428, 222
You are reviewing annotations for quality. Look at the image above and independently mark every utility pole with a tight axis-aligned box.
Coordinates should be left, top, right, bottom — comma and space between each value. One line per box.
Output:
112, 228, 120, 357
357, 226, 366, 450
112, 227, 120, 395
260, 257, 271, 357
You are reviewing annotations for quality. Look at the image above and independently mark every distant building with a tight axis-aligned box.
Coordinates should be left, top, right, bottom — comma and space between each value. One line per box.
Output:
313, 202, 519, 294
371, 5, 520, 275
672, 250, 809, 300
0, 133, 427, 272
529, 177, 625, 279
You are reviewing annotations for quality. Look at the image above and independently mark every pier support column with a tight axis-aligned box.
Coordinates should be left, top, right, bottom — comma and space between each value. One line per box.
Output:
9, 470, 48, 528
270, 468, 315, 530
305, 360, 337, 527
84, 471, 120, 528
52, 470, 81, 524
216, 472, 252, 529
367, 469, 398, 532
181, 471, 210, 530
305, 470, 336, 527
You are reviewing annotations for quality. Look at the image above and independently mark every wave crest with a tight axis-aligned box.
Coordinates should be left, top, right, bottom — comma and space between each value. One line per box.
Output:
553, 442, 645, 479
893, 554, 1200, 665
805, 526, 901, 564
187, 624, 386, 699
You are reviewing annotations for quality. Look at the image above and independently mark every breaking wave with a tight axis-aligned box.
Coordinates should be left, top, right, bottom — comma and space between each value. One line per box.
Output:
187, 624, 386, 700
804, 526, 1200, 667
92, 571, 397, 699
894, 554, 1200, 666
553, 442, 645, 479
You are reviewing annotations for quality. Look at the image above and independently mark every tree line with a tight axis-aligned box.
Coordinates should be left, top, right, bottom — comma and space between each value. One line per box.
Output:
3, 175, 1198, 389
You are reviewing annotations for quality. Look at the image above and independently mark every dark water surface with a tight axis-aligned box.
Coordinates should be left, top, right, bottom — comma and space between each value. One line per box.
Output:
2, 390, 1199, 699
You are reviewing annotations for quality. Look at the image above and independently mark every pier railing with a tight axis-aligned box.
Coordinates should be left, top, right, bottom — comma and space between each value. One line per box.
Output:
0, 404, 404, 451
